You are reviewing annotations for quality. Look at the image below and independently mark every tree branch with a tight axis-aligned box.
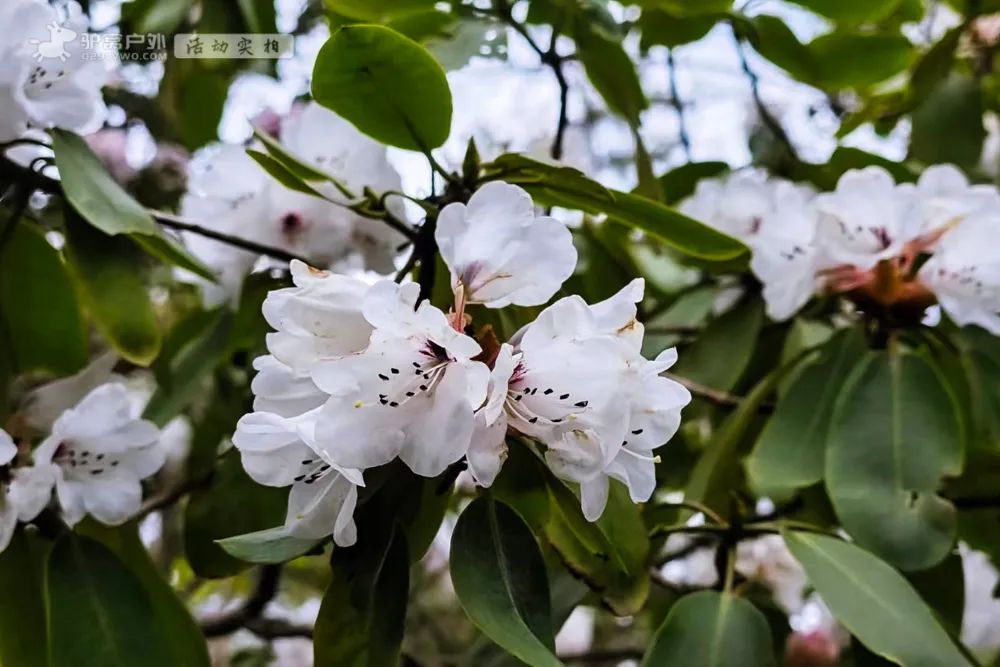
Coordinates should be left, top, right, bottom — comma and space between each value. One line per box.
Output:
666, 48, 692, 161
664, 372, 771, 411
0, 155, 315, 266
560, 648, 645, 664
201, 565, 282, 637
244, 617, 313, 640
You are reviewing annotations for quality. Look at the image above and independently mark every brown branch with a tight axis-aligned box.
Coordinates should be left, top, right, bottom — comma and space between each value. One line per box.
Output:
560, 648, 645, 664
664, 373, 747, 409
666, 48, 692, 161
201, 565, 282, 637
244, 617, 313, 639
137, 468, 215, 518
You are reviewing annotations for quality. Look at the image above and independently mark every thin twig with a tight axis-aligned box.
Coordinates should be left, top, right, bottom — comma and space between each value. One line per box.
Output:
664, 372, 747, 409
0, 155, 315, 266
137, 468, 215, 518
731, 27, 799, 164
653, 535, 716, 567
244, 617, 313, 639
201, 565, 282, 637
666, 48, 692, 161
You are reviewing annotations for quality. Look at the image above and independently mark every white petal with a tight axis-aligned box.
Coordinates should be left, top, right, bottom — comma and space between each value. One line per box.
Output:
468, 412, 508, 487
9, 464, 56, 521
0, 428, 15, 465
0, 506, 16, 554
80, 478, 142, 526
314, 394, 407, 471
580, 476, 610, 522
400, 364, 477, 477
285, 471, 359, 547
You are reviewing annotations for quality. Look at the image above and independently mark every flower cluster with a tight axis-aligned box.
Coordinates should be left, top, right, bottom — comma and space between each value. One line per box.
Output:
0, 380, 166, 553
682, 165, 1000, 331
233, 181, 692, 546
0, 0, 106, 142
180, 102, 407, 305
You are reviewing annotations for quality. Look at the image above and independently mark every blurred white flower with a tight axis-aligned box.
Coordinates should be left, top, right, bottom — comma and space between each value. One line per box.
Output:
911, 164, 1000, 242
180, 103, 407, 305
815, 167, 916, 270
920, 214, 1000, 334
436, 181, 577, 309
312, 281, 489, 477
32, 383, 165, 526
0, 0, 106, 142
0, 427, 55, 553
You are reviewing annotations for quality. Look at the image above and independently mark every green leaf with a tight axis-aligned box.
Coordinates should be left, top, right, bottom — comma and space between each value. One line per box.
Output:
906, 551, 964, 637
45, 534, 173, 667
826, 349, 962, 571
673, 294, 764, 394
314, 523, 410, 667
63, 213, 162, 366
575, 19, 647, 125
910, 76, 984, 167
179, 69, 229, 149
451, 497, 562, 667
639, 10, 718, 49
246, 149, 330, 198
0, 531, 48, 666
785, 0, 906, 24
0, 221, 87, 374
326, 0, 437, 21
658, 161, 729, 204
810, 32, 914, 89
686, 352, 815, 516
79, 522, 211, 667
217, 527, 323, 564
641, 590, 778, 667
184, 450, 287, 578
746, 15, 817, 83
747, 329, 865, 497
312, 24, 452, 150
121, 0, 192, 34
144, 308, 233, 426
51, 129, 214, 280
782, 530, 974, 667
545, 476, 650, 615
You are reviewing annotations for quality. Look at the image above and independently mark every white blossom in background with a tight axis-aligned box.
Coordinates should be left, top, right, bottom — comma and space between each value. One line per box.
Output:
32, 383, 165, 526
436, 181, 577, 308
680, 171, 823, 321
911, 164, 1000, 242
180, 103, 407, 304
0, 427, 55, 553
919, 214, 1000, 334
0, 0, 106, 142
312, 281, 489, 477
814, 167, 916, 270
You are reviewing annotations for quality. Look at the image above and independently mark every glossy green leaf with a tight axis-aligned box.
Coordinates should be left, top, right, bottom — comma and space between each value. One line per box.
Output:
451, 497, 562, 667
217, 526, 323, 564
747, 329, 865, 497
783, 531, 974, 667
144, 308, 233, 426
46, 534, 173, 667
658, 161, 729, 204
907, 551, 964, 637
246, 149, 330, 199
673, 294, 764, 394
51, 129, 214, 280
641, 590, 778, 667
314, 523, 410, 667
910, 76, 985, 167
184, 450, 287, 578
0, 221, 87, 374
747, 15, 816, 83
810, 32, 914, 89
639, 10, 718, 49
826, 350, 962, 571
63, 213, 162, 366
545, 477, 650, 615
326, 0, 437, 21
575, 19, 647, 125
79, 522, 211, 667
312, 24, 452, 150
0, 531, 48, 666
786, 0, 906, 23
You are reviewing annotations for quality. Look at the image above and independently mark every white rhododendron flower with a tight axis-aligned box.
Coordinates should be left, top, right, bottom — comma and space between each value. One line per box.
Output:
313, 281, 489, 477
814, 167, 916, 270
920, 214, 1000, 334
32, 383, 165, 526
911, 164, 1000, 242
0, 0, 106, 142
680, 171, 822, 321
181, 103, 406, 304
468, 280, 690, 520
0, 428, 55, 553
436, 181, 577, 308
233, 412, 361, 547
